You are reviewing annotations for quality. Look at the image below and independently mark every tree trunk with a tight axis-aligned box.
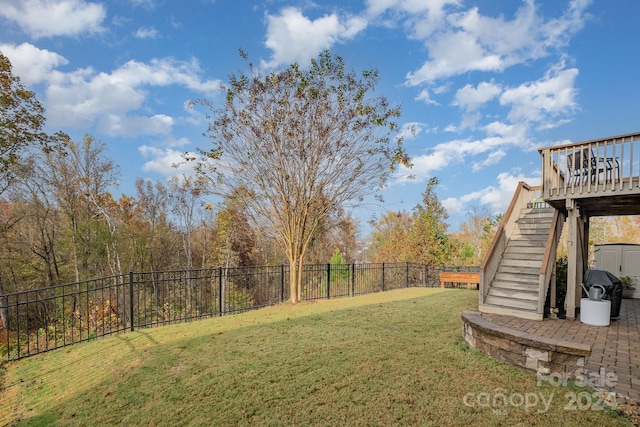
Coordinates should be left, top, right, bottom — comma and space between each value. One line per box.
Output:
297, 256, 304, 302
289, 259, 298, 303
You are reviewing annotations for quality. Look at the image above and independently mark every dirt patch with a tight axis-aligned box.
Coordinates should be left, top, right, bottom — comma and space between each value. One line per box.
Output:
616, 395, 640, 426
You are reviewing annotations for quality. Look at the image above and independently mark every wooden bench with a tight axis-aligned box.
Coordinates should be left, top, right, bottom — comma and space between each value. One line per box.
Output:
439, 272, 480, 290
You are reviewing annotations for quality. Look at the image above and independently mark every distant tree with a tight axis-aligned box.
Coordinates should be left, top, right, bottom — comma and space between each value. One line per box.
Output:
406, 178, 454, 265
167, 175, 211, 269
0, 52, 64, 194
44, 135, 120, 280
369, 211, 413, 262
329, 248, 349, 282
211, 195, 257, 269
192, 50, 410, 302
452, 209, 498, 265
0, 52, 65, 328
134, 178, 171, 271
304, 207, 358, 264
6, 157, 63, 287
369, 178, 453, 265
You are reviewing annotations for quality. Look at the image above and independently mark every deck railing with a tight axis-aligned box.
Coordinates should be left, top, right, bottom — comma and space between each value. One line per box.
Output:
537, 208, 565, 313
539, 131, 640, 201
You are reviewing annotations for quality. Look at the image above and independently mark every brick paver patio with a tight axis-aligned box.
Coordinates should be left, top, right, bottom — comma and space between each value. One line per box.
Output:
483, 298, 640, 399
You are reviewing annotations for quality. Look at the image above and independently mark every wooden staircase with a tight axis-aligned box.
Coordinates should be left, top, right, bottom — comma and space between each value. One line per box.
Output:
479, 207, 555, 320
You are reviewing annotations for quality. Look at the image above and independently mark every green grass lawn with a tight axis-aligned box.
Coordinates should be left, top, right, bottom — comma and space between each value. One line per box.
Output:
0, 288, 633, 426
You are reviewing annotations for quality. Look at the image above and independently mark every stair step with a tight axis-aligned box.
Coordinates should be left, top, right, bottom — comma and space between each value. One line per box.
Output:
519, 211, 554, 218
521, 207, 555, 215
517, 219, 553, 227
511, 235, 549, 244
515, 228, 550, 235
490, 280, 539, 292
496, 265, 539, 275
485, 295, 538, 311
508, 240, 547, 248
518, 220, 553, 227
493, 273, 539, 284
488, 287, 538, 301
503, 250, 545, 260
502, 255, 544, 264
500, 258, 543, 268
479, 304, 542, 320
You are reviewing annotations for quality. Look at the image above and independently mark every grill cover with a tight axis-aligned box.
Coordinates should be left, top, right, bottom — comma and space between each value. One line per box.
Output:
583, 268, 622, 318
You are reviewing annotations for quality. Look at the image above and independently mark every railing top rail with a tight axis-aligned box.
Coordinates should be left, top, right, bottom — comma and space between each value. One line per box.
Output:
480, 181, 531, 270
537, 131, 640, 153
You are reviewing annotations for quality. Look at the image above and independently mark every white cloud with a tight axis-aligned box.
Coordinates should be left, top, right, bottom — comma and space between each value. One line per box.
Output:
43, 57, 222, 133
405, 0, 590, 85
262, 7, 367, 68
453, 81, 502, 111
471, 150, 506, 172
442, 170, 541, 215
98, 114, 174, 137
500, 65, 579, 125
0, 0, 106, 38
397, 122, 425, 141
459, 112, 481, 130
134, 27, 160, 39
0, 42, 68, 85
112, 15, 131, 27
365, 0, 400, 17
130, 0, 158, 9
393, 127, 533, 184
408, 28, 502, 85
140, 144, 196, 177
366, 0, 460, 39
482, 121, 532, 149
415, 88, 438, 105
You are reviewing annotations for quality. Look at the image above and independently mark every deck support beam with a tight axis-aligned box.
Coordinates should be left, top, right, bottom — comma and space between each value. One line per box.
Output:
565, 199, 589, 319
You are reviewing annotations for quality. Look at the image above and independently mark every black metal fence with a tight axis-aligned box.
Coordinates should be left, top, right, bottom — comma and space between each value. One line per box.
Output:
0, 263, 478, 361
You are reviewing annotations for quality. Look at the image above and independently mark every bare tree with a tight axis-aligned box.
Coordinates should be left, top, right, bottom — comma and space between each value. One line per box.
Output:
44, 135, 120, 280
167, 175, 210, 269
135, 178, 170, 271
192, 50, 410, 302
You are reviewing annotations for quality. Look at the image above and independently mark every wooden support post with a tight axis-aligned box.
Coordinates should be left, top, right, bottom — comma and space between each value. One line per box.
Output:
566, 199, 578, 319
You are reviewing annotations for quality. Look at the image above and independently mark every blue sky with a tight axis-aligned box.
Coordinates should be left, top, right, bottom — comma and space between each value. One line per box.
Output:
1, 0, 639, 233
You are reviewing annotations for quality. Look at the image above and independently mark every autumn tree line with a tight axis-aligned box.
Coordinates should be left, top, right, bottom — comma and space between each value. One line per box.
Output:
0, 133, 366, 289
0, 49, 503, 302
0, 135, 497, 295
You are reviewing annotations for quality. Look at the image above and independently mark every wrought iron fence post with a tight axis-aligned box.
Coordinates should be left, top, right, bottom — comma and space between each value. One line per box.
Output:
326, 263, 331, 299
218, 266, 223, 316
382, 263, 385, 292
129, 271, 134, 332
406, 262, 409, 288
280, 264, 285, 303
425, 265, 429, 287
351, 263, 355, 297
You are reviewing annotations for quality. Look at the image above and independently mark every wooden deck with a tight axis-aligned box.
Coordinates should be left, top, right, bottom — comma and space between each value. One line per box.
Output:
539, 131, 640, 216
538, 131, 640, 318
